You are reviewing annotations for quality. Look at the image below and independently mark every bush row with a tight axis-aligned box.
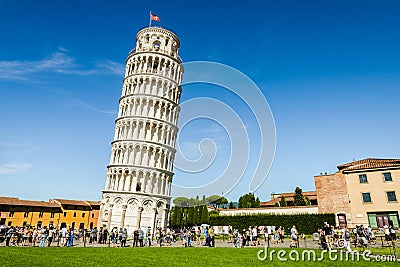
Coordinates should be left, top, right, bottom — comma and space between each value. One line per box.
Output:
209, 213, 335, 235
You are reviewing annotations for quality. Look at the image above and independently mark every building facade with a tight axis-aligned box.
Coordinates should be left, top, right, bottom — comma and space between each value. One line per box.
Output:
98, 26, 183, 232
50, 199, 100, 230
0, 196, 99, 229
315, 158, 400, 228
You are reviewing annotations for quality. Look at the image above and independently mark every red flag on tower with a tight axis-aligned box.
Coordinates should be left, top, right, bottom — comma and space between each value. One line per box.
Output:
150, 13, 160, 22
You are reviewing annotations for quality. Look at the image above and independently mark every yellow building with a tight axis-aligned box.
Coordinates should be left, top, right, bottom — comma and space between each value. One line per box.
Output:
50, 199, 100, 230
0, 196, 62, 228
315, 158, 400, 228
0, 196, 100, 229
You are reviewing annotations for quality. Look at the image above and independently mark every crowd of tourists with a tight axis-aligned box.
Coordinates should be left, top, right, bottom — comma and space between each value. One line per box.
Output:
1, 225, 78, 247
1, 222, 397, 249
1, 224, 300, 248
318, 220, 397, 252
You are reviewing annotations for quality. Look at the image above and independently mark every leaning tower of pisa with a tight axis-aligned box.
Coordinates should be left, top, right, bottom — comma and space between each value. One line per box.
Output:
98, 26, 183, 232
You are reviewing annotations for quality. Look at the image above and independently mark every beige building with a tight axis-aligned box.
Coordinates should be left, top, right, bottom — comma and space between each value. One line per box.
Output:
315, 158, 400, 229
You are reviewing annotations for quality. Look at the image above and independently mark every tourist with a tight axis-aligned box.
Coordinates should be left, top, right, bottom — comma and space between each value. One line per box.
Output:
138, 228, 144, 247
133, 228, 139, 247
5, 226, 15, 247
208, 226, 215, 247
290, 225, 298, 248
357, 225, 368, 247
233, 228, 239, 248
89, 227, 97, 244
121, 228, 128, 247
39, 226, 48, 247
228, 225, 233, 243
384, 225, 392, 246
145, 226, 152, 247
47, 226, 55, 247
251, 226, 258, 246
27, 227, 33, 247
278, 226, 285, 243
203, 227, 209, 246
111, 228, 117, 247
343, 225, 352, 253
60, 226, 68, 246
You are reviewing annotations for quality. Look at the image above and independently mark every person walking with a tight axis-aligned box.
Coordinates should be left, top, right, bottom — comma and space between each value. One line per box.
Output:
208, 227, 215, 247
133, 228, 139, 247
343, 226, 352, 253
121, 228, 128, 247
39, 226, 48, 247
290, 225, 298, 248
138, 228, 144, 247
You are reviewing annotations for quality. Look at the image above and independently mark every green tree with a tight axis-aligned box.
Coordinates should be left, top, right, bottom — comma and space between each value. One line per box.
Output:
255, 197, 261, 208
238, 196, 243, 208
175, 206, 183, 227
201, 205, 209, 224
304, 196, 311, 206
173, 197, 191, 207
193, 206, 200, 225
187, 206, 194, 226
274, 202, 280, 207
293, 187, 307, 206
201, 195, 207, 205
238, 193, 257, 208
280, 196, 287, 207
228, 201, 236, 209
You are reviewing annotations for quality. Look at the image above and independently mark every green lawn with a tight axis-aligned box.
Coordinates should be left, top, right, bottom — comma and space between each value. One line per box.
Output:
0, 247, 397, 266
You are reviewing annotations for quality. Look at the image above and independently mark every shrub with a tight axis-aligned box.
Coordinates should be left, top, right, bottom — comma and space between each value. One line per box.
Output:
209, 213, 335, 234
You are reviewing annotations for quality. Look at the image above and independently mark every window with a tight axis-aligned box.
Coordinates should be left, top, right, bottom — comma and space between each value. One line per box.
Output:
37, 221, 42, 228
24, 212, 29, 218
50, 212, 55, 218
82, 213, 85, 218
7, 221, 12, 226
39, 212, 44, 218
91, 213, 94, 218
387, 191, 397, 202
359, 174, 368, 183
8, 211, 14, 217
383, 172, 393, 182
73, 212, 76, 217
362, 193, 372, 203
64, 212, 67, 217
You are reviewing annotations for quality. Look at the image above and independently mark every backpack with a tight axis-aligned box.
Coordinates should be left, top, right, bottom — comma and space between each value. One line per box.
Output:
357, 227, 363, 236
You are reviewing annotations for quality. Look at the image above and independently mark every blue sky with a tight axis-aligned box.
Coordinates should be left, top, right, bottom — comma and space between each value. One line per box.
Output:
0, 0, 399, 202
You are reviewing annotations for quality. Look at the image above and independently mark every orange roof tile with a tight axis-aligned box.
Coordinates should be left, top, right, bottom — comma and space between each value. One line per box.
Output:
52, 198, 91, 207
338, 158, 400, 172
0, 196, 60, 208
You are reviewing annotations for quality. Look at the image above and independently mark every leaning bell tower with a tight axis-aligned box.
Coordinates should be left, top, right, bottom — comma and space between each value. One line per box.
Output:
98, 26, 183, 232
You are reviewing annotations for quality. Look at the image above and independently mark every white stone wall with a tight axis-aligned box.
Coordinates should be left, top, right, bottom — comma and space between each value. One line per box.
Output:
99, 27, 183, 233
218, 206, 319, 216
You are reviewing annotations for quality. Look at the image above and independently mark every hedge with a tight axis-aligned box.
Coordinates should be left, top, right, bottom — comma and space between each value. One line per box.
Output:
209, 213, 335, 235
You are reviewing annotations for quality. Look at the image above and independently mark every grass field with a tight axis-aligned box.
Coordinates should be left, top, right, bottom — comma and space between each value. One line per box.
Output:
0, 247, 397, 266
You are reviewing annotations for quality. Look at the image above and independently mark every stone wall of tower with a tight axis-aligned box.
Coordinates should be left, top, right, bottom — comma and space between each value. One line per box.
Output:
98, 27, 183, 233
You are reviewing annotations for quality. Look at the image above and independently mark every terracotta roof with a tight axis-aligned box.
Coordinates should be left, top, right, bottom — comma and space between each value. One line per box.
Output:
260, 191, 317, 207
52, 199, 91, 207
338, 158, 400, 172
85, 201, 101, 207
278, 191, 317, 198
0, 196, 60, 208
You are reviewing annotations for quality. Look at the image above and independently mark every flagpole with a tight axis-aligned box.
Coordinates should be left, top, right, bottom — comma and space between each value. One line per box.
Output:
149, 11, 152, 27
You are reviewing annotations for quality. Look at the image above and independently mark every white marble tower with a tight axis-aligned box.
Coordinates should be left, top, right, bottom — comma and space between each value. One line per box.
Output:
98, 26, 183, 232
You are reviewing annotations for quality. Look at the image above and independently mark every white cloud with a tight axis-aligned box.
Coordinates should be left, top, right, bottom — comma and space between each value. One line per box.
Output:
73, 99, 117, 115
0, 163, 32, 175
0, 49, 124, 82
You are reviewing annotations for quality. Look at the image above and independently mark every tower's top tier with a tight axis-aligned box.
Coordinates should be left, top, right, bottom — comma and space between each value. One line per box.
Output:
135, 26, 181, 61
